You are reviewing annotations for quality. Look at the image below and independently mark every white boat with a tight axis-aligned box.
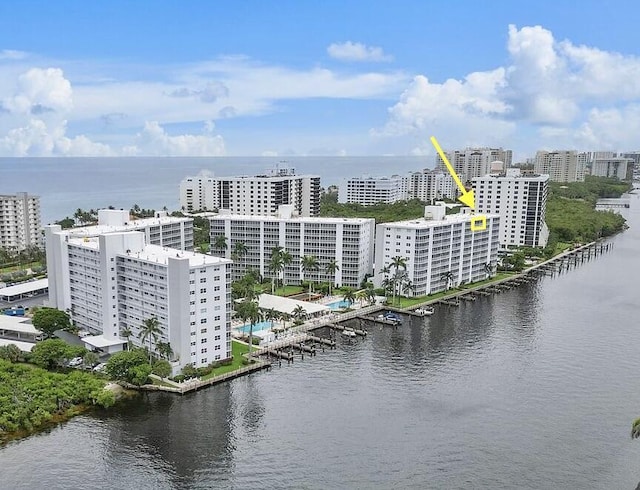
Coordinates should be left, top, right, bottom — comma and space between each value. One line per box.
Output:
341, 329, 357, 338
415, 307, 434, 316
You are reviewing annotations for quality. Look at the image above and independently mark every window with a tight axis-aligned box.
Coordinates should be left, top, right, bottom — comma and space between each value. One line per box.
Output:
214, 345, 220, 350
200, 328, 207, 334
201, 348, 207, 354
200, 318, 207, 324
200, 288, 207, 293
214, 335, 221, 341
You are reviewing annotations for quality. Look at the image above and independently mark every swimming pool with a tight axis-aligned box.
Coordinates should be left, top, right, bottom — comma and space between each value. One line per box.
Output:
327, 300, 353, 310
236, 320, 273, 334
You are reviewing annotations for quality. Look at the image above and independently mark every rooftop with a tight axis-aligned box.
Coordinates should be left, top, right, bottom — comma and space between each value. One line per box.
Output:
383, 212, 500, 229
60, 215, 191, 237
211, 214, 374, 225
0, 278, 48, 297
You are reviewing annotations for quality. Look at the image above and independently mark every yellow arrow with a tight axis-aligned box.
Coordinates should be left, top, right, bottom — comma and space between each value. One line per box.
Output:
430, 136, 475, 210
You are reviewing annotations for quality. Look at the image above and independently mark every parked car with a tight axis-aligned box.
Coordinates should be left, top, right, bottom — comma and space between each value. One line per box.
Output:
68, 356, 84, 367
93, 363, 107, 373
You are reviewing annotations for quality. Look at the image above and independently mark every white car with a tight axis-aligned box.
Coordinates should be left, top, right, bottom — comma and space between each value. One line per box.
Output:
93, 362, 107, 373
68, 356, 84, 367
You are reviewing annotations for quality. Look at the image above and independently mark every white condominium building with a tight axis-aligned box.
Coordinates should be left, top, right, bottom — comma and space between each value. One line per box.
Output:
45, 225, 232, 369
0, 192, 42, 250
338, 175, 408, 205
180, 167, 321, 217
534, 150, 586, 182
473, 170, 549, 248
60, 209, 194, 251
373, 204, 500, 296
407, 169, 458, 201
209, 206, 375, 288
436, 148, 513, 182
591, 158, 633, 180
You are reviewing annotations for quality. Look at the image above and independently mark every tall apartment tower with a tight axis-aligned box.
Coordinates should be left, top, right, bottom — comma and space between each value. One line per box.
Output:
472, 169, 550, 248
338, 175, 408, 205
180, 167, 321, 217
45, 225, 232, 370
373, 204, 500, 296
436, 148, 513, 183
0, 192, 42, 250
534, 151, 586, 182
591, 157, 634, 180
60, 209, 194, 251
209, 206, 375, 288
407, 169, 458, 201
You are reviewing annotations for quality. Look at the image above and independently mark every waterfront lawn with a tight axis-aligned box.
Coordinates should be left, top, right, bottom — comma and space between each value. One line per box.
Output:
201, 341, 253, 380
0, 261, 42, 274
275, 285, 305, 297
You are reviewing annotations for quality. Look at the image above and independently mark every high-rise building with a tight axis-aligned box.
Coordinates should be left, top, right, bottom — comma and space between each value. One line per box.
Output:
209, 206, 375, 288
534, 150, 586, 182
473, 170, 549, 248
373, 204, 500, 296
436, 148, 513, 182
407, 169, 457, 201
59, 209, 194, 251
338, 175, 408, 205
621, 152, 640, 168
180, 167, 321, 217
45, 225, 232, 370
591, 158, 634, 180
0, 192, 42, 251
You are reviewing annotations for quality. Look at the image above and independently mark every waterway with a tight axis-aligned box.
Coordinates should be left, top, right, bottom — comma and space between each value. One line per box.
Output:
1, 198, 640, 489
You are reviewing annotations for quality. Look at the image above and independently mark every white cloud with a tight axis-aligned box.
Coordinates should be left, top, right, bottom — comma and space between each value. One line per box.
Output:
327, 41, 392, 62
376, 24, 640, 153
125, 120, 225, 156
0, 49, 28, 60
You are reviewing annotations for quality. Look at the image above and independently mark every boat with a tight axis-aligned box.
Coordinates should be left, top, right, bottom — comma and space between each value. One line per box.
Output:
341, 329, 357, 338
382, 311, 403, 325
414, 306, 434, 316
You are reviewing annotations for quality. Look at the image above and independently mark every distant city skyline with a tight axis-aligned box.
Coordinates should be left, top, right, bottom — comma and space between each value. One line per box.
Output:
1, 1, 639, 159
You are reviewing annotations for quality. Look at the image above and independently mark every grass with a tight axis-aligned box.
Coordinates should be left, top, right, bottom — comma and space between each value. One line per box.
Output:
201, 341, 254, 380
150, 377, 177, 388
269, 285, 305, 296
0, 261, 42, 274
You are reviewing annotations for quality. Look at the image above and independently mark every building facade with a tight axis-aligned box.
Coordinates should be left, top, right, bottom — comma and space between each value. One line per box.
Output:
0, 192, 42, 251
436, 148, 513, 183
591, 158, 634, 180
45, 225, 232, 369
180, 168, 321, 217
338, 175, 408, 205
61, 209, 194, 251
407, 169, 458, 201
473, 170, 549, 248
209, 207, 375, 288
534, 151, 586, 182
373, 204, 500, 297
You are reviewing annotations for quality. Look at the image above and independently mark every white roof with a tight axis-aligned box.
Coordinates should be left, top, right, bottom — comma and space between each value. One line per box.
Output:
0, 315, 39, 334
256, 294, 330, 316
61, 216, 191, 237
382, 212, 500, 230
82, 335, 127, 348
0, 278, 48, 296
0, 338, 35, 352
211, 214, 374, 225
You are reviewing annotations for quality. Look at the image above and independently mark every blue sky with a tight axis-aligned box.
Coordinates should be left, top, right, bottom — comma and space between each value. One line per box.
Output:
0, 0, 639, 159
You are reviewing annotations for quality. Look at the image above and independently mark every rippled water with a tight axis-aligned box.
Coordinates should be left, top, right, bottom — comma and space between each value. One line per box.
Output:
2, 198, 640, 489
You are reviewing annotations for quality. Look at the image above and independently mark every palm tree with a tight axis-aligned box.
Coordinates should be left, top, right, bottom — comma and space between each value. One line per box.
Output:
268, 247, 284, 294
365, 286, 377, 306
292, 305, 307, 324
342, 288, 355, 307
138, 316, 162, 364
236, 299, 261, 359
440, 270, 455, 291
121, 326, 133, 351
231, 241, 248, 273
280, 250, 293, 293
326, 259, 339, 296
483, 262, 494, 278
401, 278, 415, 298
355, 289, 367, 307
263, 307, 278, 329
631, 418, 640, 439
156, 341, 174, 361
390, 256, 407, 306
301, 255, 319, 299
212, 235, 228, 255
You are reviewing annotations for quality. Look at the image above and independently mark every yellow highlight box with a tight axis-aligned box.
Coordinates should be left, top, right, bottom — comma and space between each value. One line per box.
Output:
470, 215, 487, 232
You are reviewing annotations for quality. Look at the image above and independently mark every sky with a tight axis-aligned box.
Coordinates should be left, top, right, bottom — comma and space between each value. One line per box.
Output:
0, 0, 639, 161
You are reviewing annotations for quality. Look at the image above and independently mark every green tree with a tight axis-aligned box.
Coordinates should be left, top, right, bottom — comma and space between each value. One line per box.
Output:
0, 344, 22, 362
390, 256, 407, 305
231, 241, 248, 274
82, 351, 99, 369
268, 246, 284, 294
212, 235, 228, 255
156, 341, 174, 361
152, 359, 172, 379
440, 270, 455, 291
121, 326, 133, 350
138, 316, 162, 364
292, 305, 307, 324
31, 308, 72, 338
31, 339, 81, 370
235, 298, 261, 359
342, 287, 355, 306
326, 259, 339, 296
105, 349, 148, 382
280, 250, 293, 292
301, 255, 319, 299
129, 363, 152, 386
